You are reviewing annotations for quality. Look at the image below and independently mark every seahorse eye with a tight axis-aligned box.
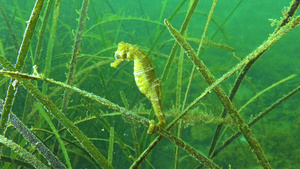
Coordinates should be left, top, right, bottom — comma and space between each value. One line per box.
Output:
115, 50, 127, 60
114, 55, 120, 60
122, 52, 128, 59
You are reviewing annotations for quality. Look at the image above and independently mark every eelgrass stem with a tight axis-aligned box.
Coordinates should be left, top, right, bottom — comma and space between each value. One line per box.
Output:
0, 55, 113, 169
0, 135, 49, 169
0, 0, 45, 134
34, 0, 55, 65
0, 69, 221, 169
164, 16, 300, 168
209, 0, 300, 160
212, 85, 300, 158
161, 0, 200, 84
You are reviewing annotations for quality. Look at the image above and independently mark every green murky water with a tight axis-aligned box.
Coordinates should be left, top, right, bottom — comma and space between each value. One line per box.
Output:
0, 0, 299, 168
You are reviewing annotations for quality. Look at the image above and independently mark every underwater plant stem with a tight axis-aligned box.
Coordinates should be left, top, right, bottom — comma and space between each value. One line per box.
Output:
0, 56, 69, 168
177, 7, 231, 116
209, 74, 296, 160
0, 69, 219, 169
132, 68, 231, 168
108, 127, 114, 164
12, 0, 26, 29
209, 0, 300, 158
120, 91, 140, 158
156, 127, 221, 169
10, 111, 67, 169
0, 4, 19, 51
35, 102, 71, 169
182, 0, 222, 110
0, 156, 35, 169
164, 19, 275, 168
137, 0, 151, 44
133, 129, 220, 168
147, 0, 187, 55
104, 0, 130, 42
176, 5, 217, 158
44, 0, 61, 156
238, 74, 296, 112
176, 47, 184, 109
81, 99, 134, 163
0, 0, 45, 134
275, 0, 300, 33
15, 0, 44, 71
191, 0, 218, 159
130, 136, 162, 168
42, 0, 61, 94
161, 0, 200, 84
22, 79, 113, 169
212, 85, 300, 158
154, 0, 168, 41
61, 0, 89, 115
181, 65, 196, 110
67, 0, 89, 86
34, 0, 55, 65
0, 55, 113, 169
0, 135, 49, 169
210, 0, 243, 40
174, 33, 186, 169
54, 0, 89, 157
196, 0, 217, 56
174, 119, 183, 169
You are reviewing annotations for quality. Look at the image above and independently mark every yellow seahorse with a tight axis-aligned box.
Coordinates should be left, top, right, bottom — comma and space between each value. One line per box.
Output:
111, 41, 166, 134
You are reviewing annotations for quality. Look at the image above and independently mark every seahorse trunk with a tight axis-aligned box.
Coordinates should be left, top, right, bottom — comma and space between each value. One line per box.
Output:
133, 49, 166, 129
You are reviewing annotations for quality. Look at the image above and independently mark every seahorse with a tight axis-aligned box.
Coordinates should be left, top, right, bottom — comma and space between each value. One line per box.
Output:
111, 41, 166, 134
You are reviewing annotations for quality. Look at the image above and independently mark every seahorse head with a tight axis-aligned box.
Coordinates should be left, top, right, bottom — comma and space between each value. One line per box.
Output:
111, 41, 132, 68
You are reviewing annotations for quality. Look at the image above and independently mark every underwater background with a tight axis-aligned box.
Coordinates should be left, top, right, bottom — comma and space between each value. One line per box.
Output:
0, 0, 299, 168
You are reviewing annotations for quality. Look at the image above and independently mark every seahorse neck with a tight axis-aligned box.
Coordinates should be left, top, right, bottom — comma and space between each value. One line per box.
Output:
130, 46, 146, 61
